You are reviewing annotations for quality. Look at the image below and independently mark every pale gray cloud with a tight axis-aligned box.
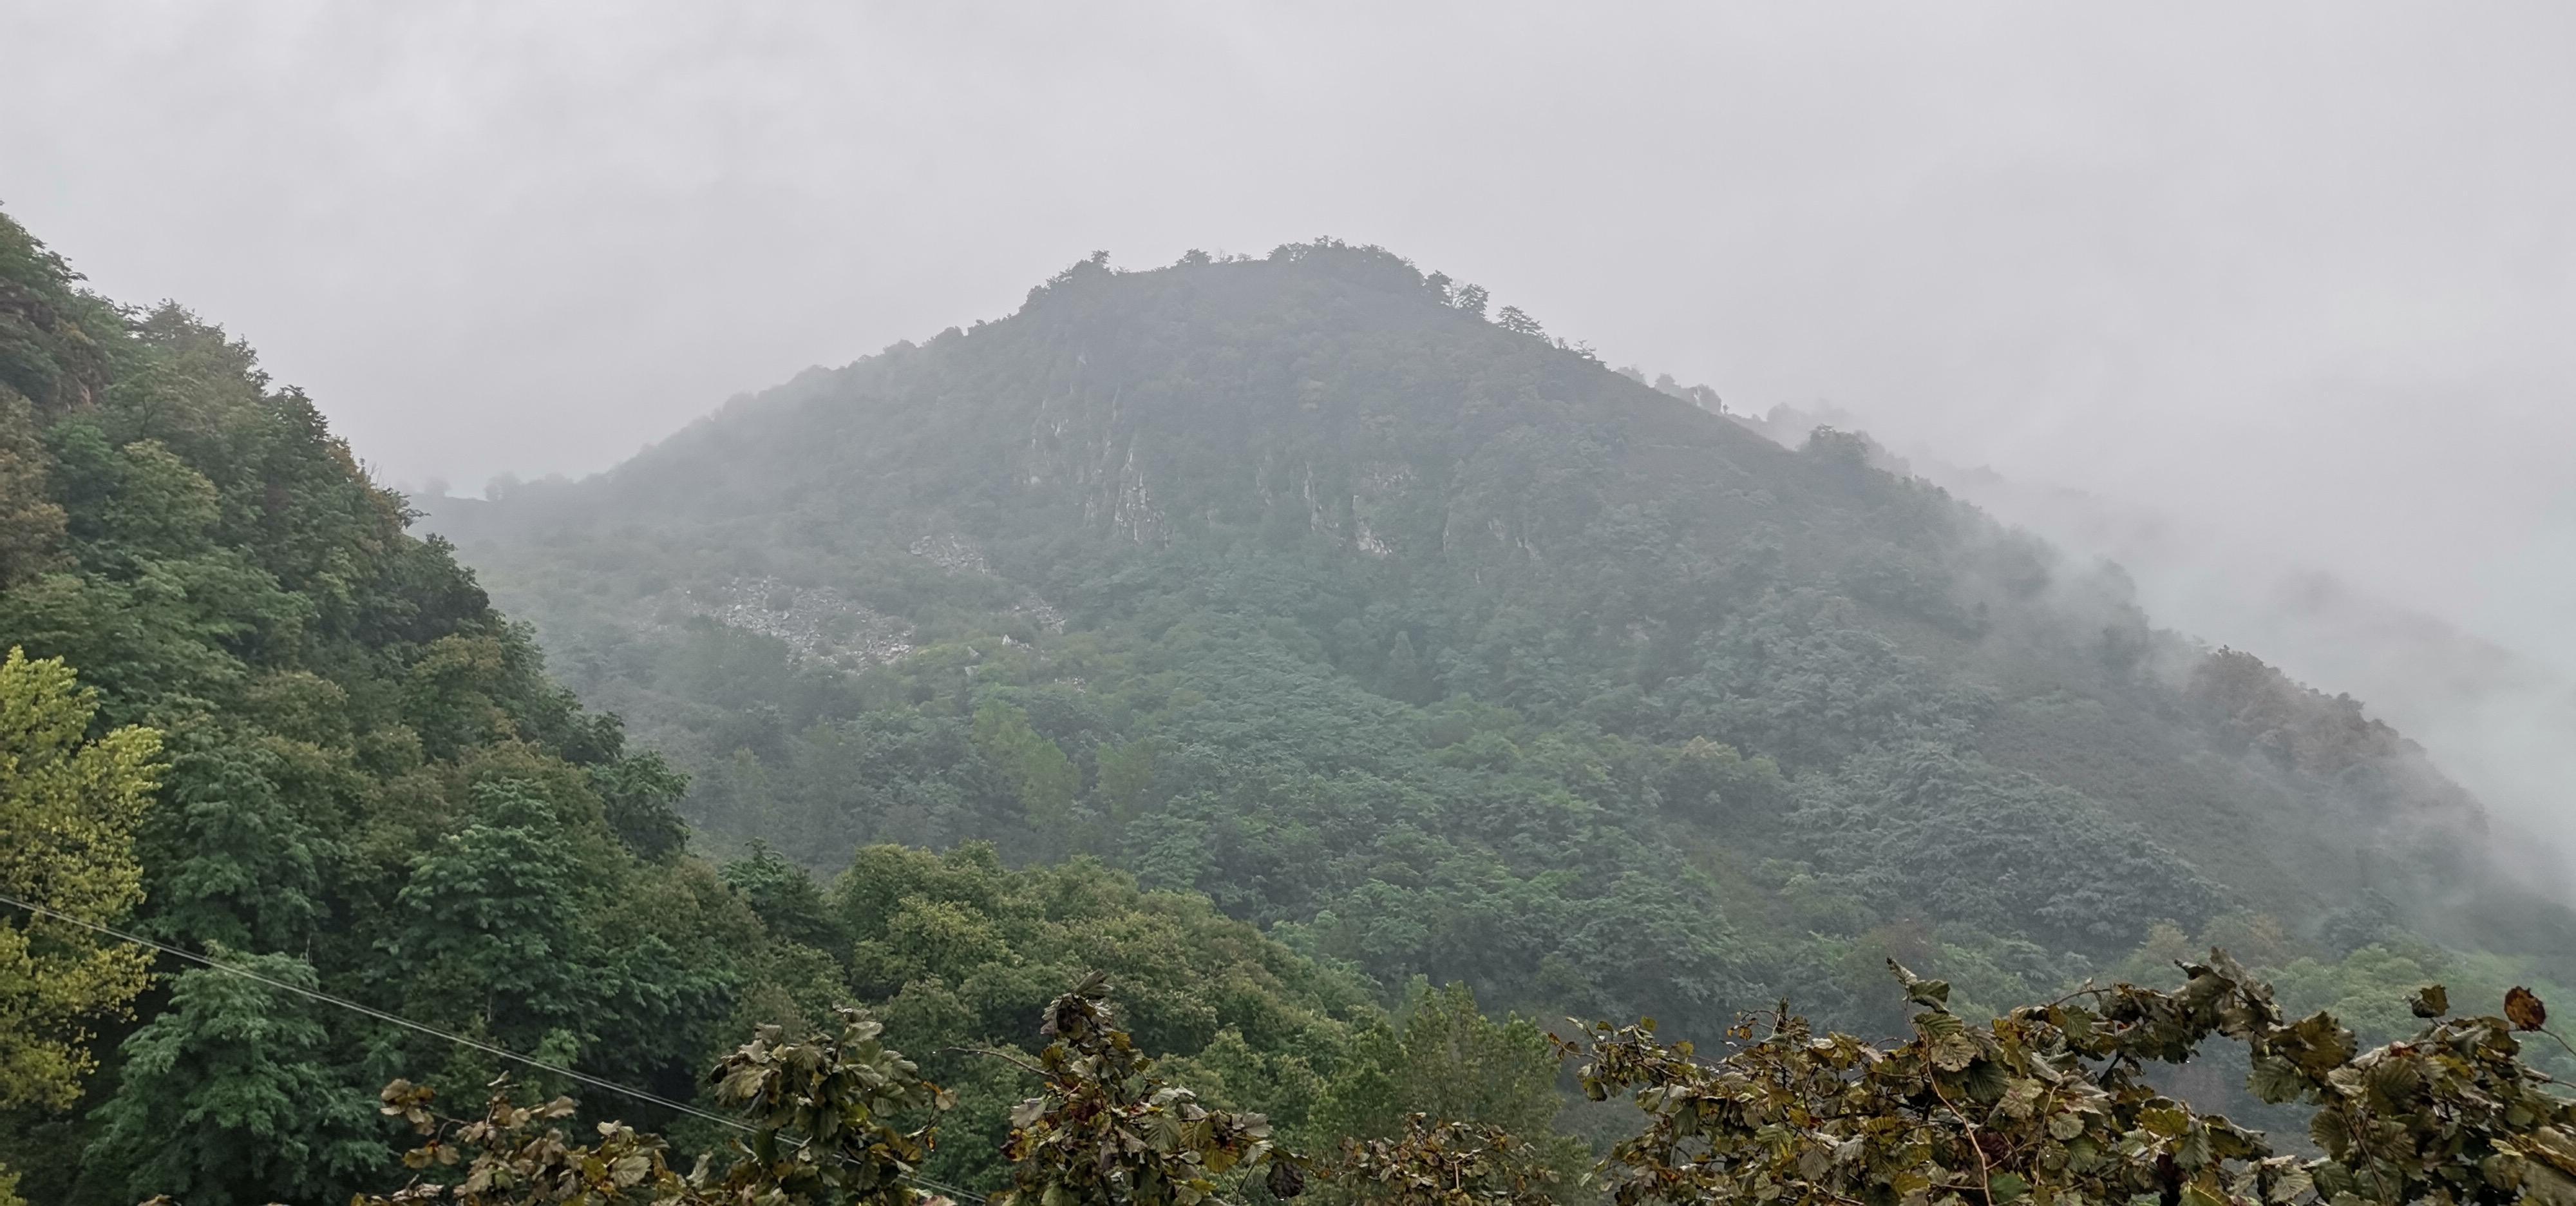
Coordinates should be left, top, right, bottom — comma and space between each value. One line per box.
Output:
7, 2, 2572, 814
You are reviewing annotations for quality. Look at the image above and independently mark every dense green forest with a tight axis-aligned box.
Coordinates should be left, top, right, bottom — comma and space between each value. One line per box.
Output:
0, 213, 1574, 1203
6, 207, 2576, 1204
427, 240, 2573, 1041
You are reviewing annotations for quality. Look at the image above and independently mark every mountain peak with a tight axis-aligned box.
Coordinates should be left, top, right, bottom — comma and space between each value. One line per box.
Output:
429, 235, 2564, 1040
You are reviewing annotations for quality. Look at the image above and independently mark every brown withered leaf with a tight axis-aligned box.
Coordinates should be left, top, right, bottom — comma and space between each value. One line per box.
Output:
2506, 986, 2548, 1031
1265, 1154, 1307, 1199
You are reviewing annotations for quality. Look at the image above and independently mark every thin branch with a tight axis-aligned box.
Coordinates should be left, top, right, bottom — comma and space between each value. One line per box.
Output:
1929, 1075, 1998, 1204
2039, 982, 2116, 1011
945, 1045, 1050, 1078
2530, 1025, 2576, 1067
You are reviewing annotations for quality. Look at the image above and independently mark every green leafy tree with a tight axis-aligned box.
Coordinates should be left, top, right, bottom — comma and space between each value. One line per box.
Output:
722, 840, 848, 953
140, 736, 328, 952
392, 781, 596, 1042
0, 647, 162, 1200
87, 953, 386, 1206
592, 749, 690, 861
86, 439, 223, 558
0, 394, 64, 588
1092, 737, 1160, 832
827, 843, 1376, 1192
0, 206, 764, 1197
989, 974, 1305, 1206
1313, 983, 1565, 1147
0, 647, 162, 1111
972, 701, 1079, 839
1383, 633, 1431, 705
1492, 307, 1544, 338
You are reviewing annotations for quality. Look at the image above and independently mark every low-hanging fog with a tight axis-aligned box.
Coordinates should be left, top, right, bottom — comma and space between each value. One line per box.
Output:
6, 3, 2570, 853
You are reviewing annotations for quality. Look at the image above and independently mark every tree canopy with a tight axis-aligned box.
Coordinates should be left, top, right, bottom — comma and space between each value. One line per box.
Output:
0, 209, 1520, 1202
430, 236, 2569, 1053
5, 207, 2571, 1204
0, 647, 162, 1203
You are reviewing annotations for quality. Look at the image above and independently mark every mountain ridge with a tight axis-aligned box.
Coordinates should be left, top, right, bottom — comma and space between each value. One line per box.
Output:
426, 238, 2567, 1038
5, 211, 1555, 1205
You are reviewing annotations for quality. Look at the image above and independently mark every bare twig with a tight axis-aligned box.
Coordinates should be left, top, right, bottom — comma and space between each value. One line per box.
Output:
946, 1046, 1050, 1078
1929, 1075, 1998, 1203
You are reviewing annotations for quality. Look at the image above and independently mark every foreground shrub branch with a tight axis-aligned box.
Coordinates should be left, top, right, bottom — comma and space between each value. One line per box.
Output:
328, 958, 2576, 1206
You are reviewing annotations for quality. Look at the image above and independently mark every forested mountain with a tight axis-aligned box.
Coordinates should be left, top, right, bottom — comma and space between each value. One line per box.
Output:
12, 205, 2575, 1204
0, 213, 1557, 1203
423, 240, 2576, 1049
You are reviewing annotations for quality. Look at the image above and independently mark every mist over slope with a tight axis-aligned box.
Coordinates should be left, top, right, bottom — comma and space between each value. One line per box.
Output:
427, 241, 2573, 1037
1741, 404, 2576, 886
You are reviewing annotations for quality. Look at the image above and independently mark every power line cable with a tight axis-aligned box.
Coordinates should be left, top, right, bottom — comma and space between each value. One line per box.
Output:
1, 889, 735, 1127
0, 889, 988, 1204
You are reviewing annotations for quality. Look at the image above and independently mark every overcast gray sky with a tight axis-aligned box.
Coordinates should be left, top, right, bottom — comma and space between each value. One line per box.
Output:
6, 2, 2572, 685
